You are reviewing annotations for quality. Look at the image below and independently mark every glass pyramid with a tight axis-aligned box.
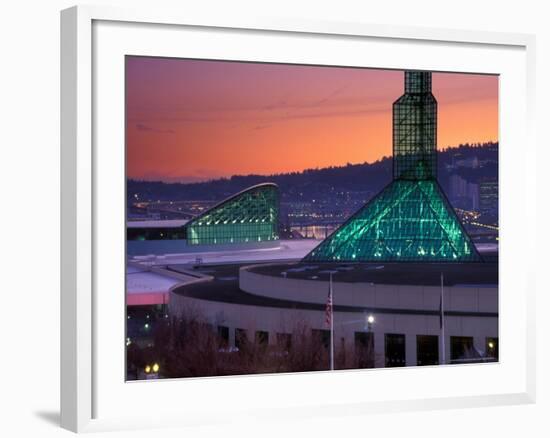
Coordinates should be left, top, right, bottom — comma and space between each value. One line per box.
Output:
303, 71, 482, 263
303, 179, 481, 262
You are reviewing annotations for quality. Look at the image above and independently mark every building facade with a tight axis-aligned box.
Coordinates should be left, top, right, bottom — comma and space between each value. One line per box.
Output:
168, 262, 498, 367
303, 71, 481, 263
127, 183, 280, 255
185, 183, 279, 246
479, 177, 499, 217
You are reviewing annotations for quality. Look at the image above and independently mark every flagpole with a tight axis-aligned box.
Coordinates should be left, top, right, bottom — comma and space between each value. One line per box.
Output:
440, 272, 446, 365
330, 272, 334, 371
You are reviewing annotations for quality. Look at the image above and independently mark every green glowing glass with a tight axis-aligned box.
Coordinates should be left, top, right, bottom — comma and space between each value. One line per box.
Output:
186, 183, 279, 245
304, 71, 481, 263
303, 179, 481, 262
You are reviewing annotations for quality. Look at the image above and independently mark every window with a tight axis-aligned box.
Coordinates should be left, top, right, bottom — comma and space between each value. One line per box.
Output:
255, 331, 269, 347
355, 332, 375, 368
416, 335, 439, 366
385, 333, 406, 367
235, 328, 248, 351
217, 325, 229, 348
450, 336, 475, 362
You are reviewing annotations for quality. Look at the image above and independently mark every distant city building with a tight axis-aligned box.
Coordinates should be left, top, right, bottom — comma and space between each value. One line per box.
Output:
449, 174, 479, 211
479, 177, 499, 217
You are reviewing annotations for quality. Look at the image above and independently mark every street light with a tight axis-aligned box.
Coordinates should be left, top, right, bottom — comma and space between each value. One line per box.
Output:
365, 314, 375, 367
365, 314, 375, 332
362, 313, 375, 335
144, 363, 160, 379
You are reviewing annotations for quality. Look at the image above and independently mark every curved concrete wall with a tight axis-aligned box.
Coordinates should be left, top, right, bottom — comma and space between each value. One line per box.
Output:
168, 265, 498, 367
239, 265, 498, 313
169, 289, 498, 368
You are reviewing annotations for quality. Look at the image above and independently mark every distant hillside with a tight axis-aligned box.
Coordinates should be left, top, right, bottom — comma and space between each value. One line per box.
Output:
127, 142, 498, 203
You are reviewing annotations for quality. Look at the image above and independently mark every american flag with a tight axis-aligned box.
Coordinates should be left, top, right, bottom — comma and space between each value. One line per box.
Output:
325, 283, 333, 328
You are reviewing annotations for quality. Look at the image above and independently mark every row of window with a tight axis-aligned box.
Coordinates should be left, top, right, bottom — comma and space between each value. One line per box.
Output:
126, 223, 279, 243
371, 333, 498, 367
185, 185, 279, 246
218, 327, 278, 350
217, 326, 498, 367
187, 222, 278, 245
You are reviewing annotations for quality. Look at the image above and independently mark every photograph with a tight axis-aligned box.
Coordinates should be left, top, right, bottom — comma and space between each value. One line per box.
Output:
1, 0, 543, 435
125, 57, 499, 380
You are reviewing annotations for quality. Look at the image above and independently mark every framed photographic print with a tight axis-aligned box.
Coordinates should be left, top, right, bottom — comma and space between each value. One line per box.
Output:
61, 5, 536, 433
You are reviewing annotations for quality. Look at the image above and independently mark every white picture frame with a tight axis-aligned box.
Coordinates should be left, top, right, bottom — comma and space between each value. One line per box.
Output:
60, 5, 536, 433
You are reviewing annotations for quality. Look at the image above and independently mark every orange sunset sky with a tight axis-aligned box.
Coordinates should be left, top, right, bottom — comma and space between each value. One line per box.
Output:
126, 57, 498, 183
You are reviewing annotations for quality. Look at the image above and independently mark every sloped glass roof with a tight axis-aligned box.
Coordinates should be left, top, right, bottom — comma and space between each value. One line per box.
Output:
185, 183, 279, 246
303, 179, 481, 263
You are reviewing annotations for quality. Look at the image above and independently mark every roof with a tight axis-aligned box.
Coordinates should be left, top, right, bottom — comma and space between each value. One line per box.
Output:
185, 182, 278, 228
127, 219, 188, 228
249, 261, 498, 286
171, 263, 498, 316
127, 239, 495, 266
303, 179, 481, 263
129, 239, 319, 265
126, 266, 188, 306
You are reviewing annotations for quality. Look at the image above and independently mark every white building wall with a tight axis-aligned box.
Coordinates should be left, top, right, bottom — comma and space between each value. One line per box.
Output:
169, 291, 498, 367
239, 268, 498, 314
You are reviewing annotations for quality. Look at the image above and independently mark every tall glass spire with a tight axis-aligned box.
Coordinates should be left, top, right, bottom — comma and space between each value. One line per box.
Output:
393, 71, 437, 180
302, 71, 481, 263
